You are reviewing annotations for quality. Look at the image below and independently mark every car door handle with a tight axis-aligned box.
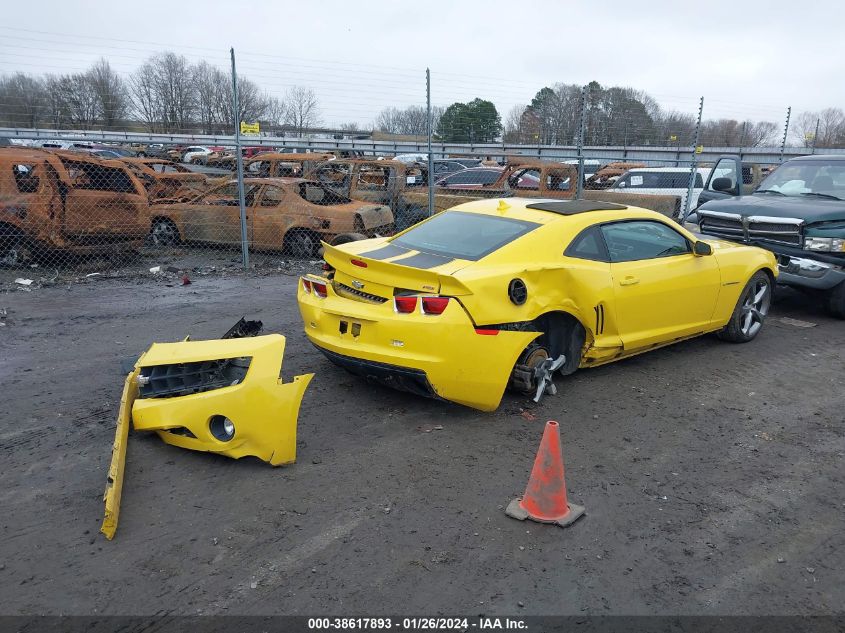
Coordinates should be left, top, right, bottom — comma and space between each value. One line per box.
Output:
619, 276, 639, 286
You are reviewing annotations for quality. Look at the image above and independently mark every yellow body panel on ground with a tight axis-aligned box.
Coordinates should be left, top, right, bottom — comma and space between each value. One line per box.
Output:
300, 198, 777, 411
132, 334, 313, 466
100, 368, 140, 540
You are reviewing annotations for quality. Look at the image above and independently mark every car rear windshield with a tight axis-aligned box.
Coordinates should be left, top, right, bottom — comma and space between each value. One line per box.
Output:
392, 211, 539, 261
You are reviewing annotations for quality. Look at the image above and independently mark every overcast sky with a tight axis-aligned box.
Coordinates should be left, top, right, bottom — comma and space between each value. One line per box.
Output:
0, 0, 841, 127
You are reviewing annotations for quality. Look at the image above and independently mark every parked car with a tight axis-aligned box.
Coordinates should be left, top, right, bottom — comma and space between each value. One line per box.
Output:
564, 159, 602, 183
298, 198, 777, 412
148, 177, 394, 256
688, 154, 845, 317
244, 152, 334, 177
585, 162, 646, 190
434, 167, 504, 189
0, 148, 149, 265
610, 166, 711, 213
393, 153, 428, 164
182, 146, 215, 164
430, 159, 471, 180
307, 159, 429, 230
119, 157, 211, 202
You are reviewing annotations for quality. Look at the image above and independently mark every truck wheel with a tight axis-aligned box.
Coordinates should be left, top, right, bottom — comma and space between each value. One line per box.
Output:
825, 282, 845, 319
149, 219, 181, 247
718, 271, 772, 342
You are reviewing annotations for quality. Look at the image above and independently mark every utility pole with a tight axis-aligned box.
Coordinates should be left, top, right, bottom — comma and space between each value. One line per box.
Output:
811, 117, 820, 155
230, 47, 248, 268
426, 68, 434, 219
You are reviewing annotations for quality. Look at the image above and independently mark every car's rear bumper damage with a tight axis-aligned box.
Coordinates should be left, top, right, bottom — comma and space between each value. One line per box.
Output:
298, 281, 538, 411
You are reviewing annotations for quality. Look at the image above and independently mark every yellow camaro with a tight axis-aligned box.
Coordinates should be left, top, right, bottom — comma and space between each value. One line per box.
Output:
297, 198, 777, 412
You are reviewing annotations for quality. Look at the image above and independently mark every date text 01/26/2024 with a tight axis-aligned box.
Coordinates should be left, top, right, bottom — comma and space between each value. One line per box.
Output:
307, 617, 528, 630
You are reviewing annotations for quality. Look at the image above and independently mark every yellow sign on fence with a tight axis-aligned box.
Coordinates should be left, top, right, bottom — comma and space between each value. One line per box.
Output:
240, 121, 260, 135
695, 145, 704, 154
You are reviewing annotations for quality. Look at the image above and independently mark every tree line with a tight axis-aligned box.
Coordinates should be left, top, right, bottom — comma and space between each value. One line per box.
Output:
0, 55, 321, 136
1, 54, 843, 148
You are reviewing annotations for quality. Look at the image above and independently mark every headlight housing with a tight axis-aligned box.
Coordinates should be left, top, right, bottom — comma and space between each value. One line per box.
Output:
804, 237, 845, 252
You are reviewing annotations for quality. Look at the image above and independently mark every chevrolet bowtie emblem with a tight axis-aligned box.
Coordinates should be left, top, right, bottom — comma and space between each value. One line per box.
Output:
351, 280, 365, 289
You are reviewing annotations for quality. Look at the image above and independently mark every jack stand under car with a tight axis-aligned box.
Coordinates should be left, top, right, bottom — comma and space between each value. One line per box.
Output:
100, 333, 313, 540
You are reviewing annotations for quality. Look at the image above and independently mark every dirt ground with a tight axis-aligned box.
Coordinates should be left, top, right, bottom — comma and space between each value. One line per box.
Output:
0, 268, 843, 617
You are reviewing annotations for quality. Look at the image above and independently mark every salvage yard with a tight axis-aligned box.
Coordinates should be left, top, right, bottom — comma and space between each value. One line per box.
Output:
0, 271, 843, 616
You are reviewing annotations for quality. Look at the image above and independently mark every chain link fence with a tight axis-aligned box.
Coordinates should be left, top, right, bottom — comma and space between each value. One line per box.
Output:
1, 36, 835, 277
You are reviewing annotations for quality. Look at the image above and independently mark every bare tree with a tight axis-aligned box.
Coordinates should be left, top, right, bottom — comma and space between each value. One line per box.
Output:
52, 74, 99, 129
284, 86, 320, 136
374, 104, 441, 137
88, 58, 128, 127
792, 108, 845, 148
264, 96, 287, 135
129, 53, 195, 133
0, 73, 47, 127
503, 104, 527, 143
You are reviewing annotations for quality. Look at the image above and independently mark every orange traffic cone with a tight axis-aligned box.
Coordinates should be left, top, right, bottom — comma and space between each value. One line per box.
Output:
506, 420, 585, 527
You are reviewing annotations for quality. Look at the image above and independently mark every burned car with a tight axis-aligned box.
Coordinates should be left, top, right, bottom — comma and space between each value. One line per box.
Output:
148, 177, 393, 255
307, 158, 428, 230
244, 152, 333, 178
119, 157, 211, 202
0, 148, 149, 265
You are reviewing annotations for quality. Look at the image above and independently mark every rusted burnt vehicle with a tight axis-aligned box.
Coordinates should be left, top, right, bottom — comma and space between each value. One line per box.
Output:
119, 157, 211, 203
306, 159, 430, 229
244, 152, 334, 177
585, 162, 646, 190
0, 148, 149, 265
401, 158, 578, 216
148, 177, 394, 256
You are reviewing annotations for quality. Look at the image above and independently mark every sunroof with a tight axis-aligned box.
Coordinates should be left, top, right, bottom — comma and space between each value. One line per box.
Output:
525, 200, 628, 215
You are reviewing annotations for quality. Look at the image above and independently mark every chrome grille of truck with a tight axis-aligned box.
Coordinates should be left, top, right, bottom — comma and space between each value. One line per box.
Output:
698, 211, 803, 246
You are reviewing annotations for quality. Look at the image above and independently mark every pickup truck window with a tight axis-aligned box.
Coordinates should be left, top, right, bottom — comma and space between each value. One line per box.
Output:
758, 159, 845, 199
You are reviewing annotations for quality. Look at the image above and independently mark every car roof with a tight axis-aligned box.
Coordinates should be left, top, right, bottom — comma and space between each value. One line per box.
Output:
788, 154, 845, 162
446, 196, 672, 226
626, 167, 709, 172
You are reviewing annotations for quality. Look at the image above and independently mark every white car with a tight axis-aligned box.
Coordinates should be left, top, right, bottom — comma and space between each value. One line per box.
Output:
182, 146, 214, 164
610, 167, 712, 212
563, 159, 602, 183
393, 153, 428, 164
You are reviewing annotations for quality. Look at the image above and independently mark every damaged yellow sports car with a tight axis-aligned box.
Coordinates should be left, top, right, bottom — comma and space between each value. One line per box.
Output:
297, 199, 777, 412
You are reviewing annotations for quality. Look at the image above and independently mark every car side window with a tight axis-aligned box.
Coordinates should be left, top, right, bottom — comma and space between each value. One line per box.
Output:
259, 186, 284, 206
600, 221, 691, 263
565, 226, 609, 262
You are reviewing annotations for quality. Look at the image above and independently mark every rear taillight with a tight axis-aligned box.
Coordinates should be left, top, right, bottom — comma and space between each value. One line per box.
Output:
350, 259, 367, 268
312, 280, 328, 298
301, 278, 312, 293
394, 296, 418, 313
421, 296, 450, 315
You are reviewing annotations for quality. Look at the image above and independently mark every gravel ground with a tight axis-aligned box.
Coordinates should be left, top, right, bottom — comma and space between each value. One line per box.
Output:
0, 270, 842, 617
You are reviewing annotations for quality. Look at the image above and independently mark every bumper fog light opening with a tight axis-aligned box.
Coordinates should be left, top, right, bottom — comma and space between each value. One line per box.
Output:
209, 415, 235, 442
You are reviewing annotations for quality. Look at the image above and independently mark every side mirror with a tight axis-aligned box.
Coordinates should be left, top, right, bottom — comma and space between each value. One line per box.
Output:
711, 177, 735, 193
694, 241, 713, 256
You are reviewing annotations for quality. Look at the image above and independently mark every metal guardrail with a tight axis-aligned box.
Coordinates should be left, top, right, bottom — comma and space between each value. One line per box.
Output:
4, 127, 845, 164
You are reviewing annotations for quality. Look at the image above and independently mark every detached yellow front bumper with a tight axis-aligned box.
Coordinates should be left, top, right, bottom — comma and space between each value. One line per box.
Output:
298, 281, 538, 412
132, 335, 312, 465
101, 334, 312, 540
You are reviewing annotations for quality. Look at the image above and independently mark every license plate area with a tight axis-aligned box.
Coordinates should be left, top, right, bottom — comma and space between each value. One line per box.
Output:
339, 319, 362, 338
